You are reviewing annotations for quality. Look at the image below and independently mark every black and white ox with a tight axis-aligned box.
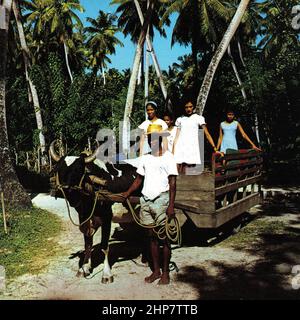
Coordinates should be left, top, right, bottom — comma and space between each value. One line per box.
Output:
49, 141, 138, 283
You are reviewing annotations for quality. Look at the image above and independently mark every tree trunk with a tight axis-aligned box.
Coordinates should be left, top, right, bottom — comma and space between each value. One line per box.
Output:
122, 1, 154, 156
101, 62, 106, 85
144, 1, 150, 119
196, 0, 251, 115
0, 0, 32, 209
228, 43, 247, 100
64, 41, 73, 83
12, 0, 47, 164
144, 41, 150, 119
237, 39, 261, 144
133, 0, 172, 112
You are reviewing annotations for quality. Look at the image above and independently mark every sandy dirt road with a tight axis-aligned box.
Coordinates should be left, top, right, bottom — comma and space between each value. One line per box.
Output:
1, 192, 300, 300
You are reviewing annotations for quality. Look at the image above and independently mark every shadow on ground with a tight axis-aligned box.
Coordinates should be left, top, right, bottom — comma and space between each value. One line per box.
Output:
176, 199, 300, 299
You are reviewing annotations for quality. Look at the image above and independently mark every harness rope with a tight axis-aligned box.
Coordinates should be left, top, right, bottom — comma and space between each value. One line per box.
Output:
56, 172, 98, 228
54, 172, 181, 246
125, 198, 182, 246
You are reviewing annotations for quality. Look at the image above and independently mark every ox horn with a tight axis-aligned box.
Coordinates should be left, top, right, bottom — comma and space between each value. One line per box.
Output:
49, 140, 61, 162
84, 140, 99, 163
89, 175, 107, 186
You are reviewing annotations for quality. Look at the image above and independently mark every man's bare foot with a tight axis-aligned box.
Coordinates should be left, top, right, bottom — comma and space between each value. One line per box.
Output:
144, 272, 161, 283
158, 272, 170, 285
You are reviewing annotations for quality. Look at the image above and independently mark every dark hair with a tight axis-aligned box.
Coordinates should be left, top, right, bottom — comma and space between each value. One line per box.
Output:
163, 112, 175, 121
146, 101, 158, 110
182, 94, 196, 107
225, 108, 236, 114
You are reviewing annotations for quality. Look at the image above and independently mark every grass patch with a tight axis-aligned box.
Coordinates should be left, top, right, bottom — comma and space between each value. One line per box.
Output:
0, 207, 62, 279
217, 217, 292, 249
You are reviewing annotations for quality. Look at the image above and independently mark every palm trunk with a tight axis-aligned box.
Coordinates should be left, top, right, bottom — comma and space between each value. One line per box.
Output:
196, 0, 251, 115
0, 0, 31, 208
228, 43, 247, 100
122, 1, 154, 156
133, 0, 172, 112
144, 41, 150, 119
12, 0, 47, 164
144, 3, 150, 120
64, 41, 73, 83
237, 39, 261, 144
137, 48, 143, 86
101, 63, 106, 85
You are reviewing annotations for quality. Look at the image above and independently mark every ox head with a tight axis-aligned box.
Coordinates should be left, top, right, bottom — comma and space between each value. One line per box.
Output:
49, 140, 97, 187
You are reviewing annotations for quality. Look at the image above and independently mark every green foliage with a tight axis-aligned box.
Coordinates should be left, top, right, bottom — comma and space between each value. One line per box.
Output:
0, 207, 62, 279
4, 0, 300, 184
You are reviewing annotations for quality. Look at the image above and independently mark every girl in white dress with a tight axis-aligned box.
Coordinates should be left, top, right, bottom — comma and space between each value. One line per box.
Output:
163, 113, 178, 153
173, 100, 218, 174
138, 101, 168, 156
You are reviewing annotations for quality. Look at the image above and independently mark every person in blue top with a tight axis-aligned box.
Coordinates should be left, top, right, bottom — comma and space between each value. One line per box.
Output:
216, 109, 261, 154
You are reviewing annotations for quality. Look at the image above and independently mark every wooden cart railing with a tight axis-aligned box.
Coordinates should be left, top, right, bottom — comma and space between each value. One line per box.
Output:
174, 149, 263, 228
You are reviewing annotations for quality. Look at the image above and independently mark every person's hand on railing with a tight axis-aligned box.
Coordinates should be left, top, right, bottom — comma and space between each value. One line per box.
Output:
252, 145, 262, 152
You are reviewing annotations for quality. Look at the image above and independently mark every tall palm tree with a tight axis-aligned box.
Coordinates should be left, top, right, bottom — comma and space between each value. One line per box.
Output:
12, 0, 47, 162
195, 0, 251, 115
133, 0, 172, 112
112, 0, 171, 106
26, 0, 84, 82
121, 0, 154, 155
0, 0, 31, 208
84, 10, 123, 80
258, 0, 299, 58
112, 0, 169, 42
162, 0, 230, 81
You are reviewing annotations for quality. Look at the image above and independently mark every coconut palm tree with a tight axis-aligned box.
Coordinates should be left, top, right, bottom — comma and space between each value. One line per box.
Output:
0, 0, 32, 208
162, 0, 230, 81
133, 0, 172, 113
121, 0, 155, 155
195, 0, 251, 115
84, 10, 123, 81
26, 0, 84, 82
112, 0, 169, 42
258, 0, 299, 58
112, 0, 171, 106
12, 0, 47, 162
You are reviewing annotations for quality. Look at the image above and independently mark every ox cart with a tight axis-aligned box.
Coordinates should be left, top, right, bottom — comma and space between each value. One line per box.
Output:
108, 149, 263, 235
50, 149, 263, 231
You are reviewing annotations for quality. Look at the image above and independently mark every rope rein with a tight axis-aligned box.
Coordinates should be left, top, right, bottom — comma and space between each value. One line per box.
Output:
125, 198, 182, 246
56, 172, 98, 228
54, 172, 181, 246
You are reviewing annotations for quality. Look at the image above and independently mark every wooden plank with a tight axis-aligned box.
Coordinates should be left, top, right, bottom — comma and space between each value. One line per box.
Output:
215, 175, 262, 196
175, 191, 214, 202
220, 152, 262, 161
176, 172, 214, 192
215, 158, 263, 172
174, 200, 215, 214
214, 193, 261, 227
215, 167, 262, 182
176, 208, 217, 228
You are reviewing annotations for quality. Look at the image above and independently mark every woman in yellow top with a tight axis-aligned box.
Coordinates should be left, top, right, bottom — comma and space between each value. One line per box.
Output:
138, 101, 168, 156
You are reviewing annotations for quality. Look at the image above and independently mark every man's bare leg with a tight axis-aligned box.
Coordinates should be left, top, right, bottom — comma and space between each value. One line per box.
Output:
145, 236, 161, 283
158, 240, 171, 285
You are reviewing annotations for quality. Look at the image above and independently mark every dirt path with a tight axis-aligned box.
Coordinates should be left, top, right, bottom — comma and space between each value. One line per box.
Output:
1, 192, 300, 300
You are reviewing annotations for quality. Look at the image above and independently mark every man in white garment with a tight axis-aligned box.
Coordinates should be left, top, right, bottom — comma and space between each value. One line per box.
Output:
122, 124, 178, 285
